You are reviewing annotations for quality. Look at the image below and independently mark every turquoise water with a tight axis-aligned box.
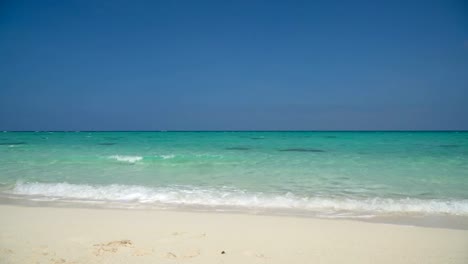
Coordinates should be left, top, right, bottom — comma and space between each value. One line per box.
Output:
1, 131, 467, 218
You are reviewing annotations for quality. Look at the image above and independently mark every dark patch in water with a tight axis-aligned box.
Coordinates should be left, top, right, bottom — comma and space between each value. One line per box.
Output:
324, 136, 337, 138
225, 147, 250, 150
418, 192, 432, 196
279, 148, 325, 153
439, 144, 459, 148
98, 142, 116, 146
0, 142, 27, 145
250, 137, 264, 140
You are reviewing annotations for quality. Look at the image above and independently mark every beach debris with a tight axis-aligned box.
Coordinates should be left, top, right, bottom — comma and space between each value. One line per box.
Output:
164, 250, 201, 259
221, 250, 226, 254
93, 240, 134, 256
182, 249, 201, 258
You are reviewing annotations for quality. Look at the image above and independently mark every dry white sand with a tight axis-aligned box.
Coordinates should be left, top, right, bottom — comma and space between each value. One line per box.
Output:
0, 204, 467, 264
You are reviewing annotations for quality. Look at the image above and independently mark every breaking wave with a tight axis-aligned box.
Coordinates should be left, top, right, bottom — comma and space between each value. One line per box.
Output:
108, 155, 143, 163
7, 182, 468, 216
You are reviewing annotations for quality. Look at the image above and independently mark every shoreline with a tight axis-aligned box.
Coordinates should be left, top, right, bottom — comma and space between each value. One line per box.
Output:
1, 204, 468, 264
1, 196, 468, 230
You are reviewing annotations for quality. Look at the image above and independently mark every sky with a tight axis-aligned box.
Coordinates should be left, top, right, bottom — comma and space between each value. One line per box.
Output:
0, 0, 467, 131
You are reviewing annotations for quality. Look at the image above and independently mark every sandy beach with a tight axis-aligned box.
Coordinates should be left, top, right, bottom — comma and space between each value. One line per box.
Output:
2, 0, 467, 262
0, 205, 467, 264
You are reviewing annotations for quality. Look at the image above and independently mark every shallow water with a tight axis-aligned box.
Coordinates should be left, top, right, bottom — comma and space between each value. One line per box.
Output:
1, 131, 467, 219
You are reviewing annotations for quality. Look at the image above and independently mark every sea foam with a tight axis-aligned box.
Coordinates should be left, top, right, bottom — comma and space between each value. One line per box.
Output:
108, 155, 143, 163
160, 154, 175, 159
9, 182, 468, 216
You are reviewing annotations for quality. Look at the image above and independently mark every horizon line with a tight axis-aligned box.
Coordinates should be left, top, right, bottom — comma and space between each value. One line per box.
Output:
2, 130, 468, 133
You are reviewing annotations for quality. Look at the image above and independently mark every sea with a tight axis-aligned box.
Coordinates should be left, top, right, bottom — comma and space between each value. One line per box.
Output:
1, 131, 467, 226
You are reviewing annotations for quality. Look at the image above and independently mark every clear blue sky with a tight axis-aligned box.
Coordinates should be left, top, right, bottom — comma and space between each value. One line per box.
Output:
0, 0, 467, 130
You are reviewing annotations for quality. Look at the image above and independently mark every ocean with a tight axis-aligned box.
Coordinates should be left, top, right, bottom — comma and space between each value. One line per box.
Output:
1, 131, 467, 221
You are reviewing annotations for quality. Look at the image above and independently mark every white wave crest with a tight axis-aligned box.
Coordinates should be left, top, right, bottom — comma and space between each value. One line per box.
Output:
8, 182, 468, 216
108, 155, 143, 163
160, 154, 175, 159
